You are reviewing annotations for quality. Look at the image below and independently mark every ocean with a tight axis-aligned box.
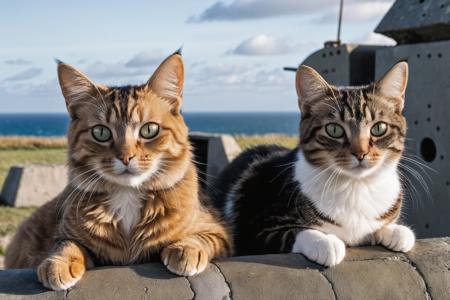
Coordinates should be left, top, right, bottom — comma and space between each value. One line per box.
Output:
0, 113, 300, 136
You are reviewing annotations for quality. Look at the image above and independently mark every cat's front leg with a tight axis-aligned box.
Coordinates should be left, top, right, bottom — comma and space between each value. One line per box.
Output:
37, 240, 92, 291
161, 238, 209, 276
375, 224, 415, 252
292, 229, 346, 267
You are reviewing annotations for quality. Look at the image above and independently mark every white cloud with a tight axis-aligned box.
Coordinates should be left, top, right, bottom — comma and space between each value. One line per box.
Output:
66, 51, 167, 83
186, 61, 291, 94
228, 34, 294, 56
84, 61, 147, 80
125, 51, 165, 68
189, 0, 394, 23
4, 58, 33, 66
188, 0, 329, 22
354, 32, 396, 45
5, 67, 43, 81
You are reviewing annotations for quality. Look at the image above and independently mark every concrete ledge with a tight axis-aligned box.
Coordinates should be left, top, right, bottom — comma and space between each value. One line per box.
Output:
0, 238, 449, 300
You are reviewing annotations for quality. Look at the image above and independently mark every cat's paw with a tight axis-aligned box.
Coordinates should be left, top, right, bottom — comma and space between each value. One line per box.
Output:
161, 244, 209, 276
37, 256, 85, 291
292, 229, 346, 267
375, 224, 415, 252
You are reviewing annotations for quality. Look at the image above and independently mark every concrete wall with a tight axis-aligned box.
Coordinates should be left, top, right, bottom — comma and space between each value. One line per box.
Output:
0, 238, 448, 300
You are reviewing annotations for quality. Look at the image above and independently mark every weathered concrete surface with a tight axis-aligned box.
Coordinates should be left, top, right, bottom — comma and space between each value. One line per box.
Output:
215, 254, 335, 300
405, 237, 450, 300
68, 263, 193, 300
188, 264, 231, 300
0, 165, 67, 207
0, 238, 448, 300
323, 259, 428, 300
376, 0, 450, 44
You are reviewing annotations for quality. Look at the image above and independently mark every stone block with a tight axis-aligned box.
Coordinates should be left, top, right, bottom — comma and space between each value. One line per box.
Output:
323, 260, 428, 300
215, 254, 335, 300
187, 264, 231, 300
68, 263, 193, 300
0, 164, 67, 207
405, 238, 450, 300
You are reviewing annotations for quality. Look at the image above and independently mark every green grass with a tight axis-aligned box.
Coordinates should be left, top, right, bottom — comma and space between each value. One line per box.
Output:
0, 206, 35, 237
235, 134, 298, 150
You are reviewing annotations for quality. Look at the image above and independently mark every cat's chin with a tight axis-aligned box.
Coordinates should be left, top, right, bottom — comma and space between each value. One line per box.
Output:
100, 168, 157, 188
108, 172, 150, 187
340, 165, 379, 178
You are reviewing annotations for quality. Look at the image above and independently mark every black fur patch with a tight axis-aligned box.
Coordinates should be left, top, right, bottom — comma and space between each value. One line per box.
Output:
212, 145, 328, 255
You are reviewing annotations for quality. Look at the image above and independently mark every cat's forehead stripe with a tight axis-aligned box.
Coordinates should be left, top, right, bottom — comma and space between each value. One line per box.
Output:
335, 88, 375, 123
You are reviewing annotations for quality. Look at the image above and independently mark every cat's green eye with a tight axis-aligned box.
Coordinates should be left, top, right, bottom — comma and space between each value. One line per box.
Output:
91, 125, 112, 142
325, 123, 345, 138
140, 122, 160, 139
371, 122, 388, 137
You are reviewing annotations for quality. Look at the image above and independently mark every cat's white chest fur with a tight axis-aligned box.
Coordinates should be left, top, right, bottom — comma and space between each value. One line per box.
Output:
108, 187, 142, 235
294, 151, 401, 246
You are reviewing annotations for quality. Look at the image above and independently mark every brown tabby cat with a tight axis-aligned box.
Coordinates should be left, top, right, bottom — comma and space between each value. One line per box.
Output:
4, 52, 231, 290
213, 62, 414, 267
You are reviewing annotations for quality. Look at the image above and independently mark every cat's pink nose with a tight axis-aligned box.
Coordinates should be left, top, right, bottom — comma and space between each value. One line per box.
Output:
119, 154, 136, 165
352, 152, 367, 162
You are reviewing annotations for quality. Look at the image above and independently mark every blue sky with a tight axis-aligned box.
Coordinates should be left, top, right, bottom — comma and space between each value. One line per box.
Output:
0, 0, 395, 113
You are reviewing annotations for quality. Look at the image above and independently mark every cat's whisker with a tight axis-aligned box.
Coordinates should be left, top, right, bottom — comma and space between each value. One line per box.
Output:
401, 154, 437, 173
75, 174, 102, 222
276, 161, 297, 168
302, 164, 334, 187
396, 168, 422, 210
397, 162, 432, 205
398, 161, 431, 193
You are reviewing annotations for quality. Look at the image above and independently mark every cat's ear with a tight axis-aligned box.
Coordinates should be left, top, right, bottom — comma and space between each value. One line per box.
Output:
57, 62, 103, 111
375, 61, 408, 110
296, 65, 332, 112
146, 51, 184, 112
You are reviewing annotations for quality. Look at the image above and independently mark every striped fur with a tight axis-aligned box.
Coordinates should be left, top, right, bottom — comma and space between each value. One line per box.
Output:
5, 53, 231, 290
214, 62, 415, 266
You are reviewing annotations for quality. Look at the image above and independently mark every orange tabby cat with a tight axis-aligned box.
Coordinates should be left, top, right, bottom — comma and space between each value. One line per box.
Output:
4, 52, 231, 291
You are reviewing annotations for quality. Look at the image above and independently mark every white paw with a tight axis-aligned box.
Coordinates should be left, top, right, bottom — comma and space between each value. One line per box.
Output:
292, 229, 346, 267
375, 224, 415, 252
